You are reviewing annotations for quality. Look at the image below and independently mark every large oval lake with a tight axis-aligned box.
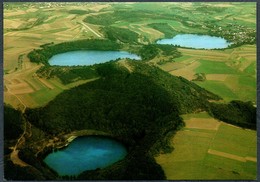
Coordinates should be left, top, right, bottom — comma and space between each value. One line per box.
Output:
44, 136, 127, 176
49, 50, 141, 66
156, 34, 232, 49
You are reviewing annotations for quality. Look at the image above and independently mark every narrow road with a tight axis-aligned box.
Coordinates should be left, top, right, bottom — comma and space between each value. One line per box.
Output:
5, 83, 27, 113
10, 121, 31, 167
80, 22, 102, 38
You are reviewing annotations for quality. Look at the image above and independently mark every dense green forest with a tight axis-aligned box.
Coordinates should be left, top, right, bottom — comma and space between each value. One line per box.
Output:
4, 105, 23, 140
138, 44, 182, 61
209, 100, 256, 129
101, 26, 140, 44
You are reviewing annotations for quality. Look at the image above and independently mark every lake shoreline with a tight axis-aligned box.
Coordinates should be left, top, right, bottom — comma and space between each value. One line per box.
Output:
49, 50, 141, 66
156, 34, 232, 49
44, 134, 128, 176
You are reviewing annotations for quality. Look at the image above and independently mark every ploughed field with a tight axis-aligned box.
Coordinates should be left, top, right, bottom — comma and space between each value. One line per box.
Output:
4, 2, 256, 181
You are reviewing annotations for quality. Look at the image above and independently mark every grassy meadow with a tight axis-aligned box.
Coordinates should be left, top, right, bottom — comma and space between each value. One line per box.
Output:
155, 112, 257, 180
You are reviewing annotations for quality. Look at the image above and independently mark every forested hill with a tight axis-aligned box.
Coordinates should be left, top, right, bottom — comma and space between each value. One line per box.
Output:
25, 61, 221, 136
23, 61, 221, 179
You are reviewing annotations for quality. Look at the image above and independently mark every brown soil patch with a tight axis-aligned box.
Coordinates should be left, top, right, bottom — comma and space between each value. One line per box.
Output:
159, 62, 186, 72
67, 14, 76, 19
208, 149, 246, 162
10, 150, 28, 167
26, 8, 38, 13
7, 81, 35, 94
234, 17, 256, 23
179, 48, 229, 58
89, 4, 110, 12
24, 79, 42, 91
12, 88, 35, 95
11, 79, 21, 84
138, 27, 163, 40
8, 82, 29, 89
245, 157, 257, 162
170, 61, 200, 80
206, 74, 228, 81
4, 19, 23, 29
54, 32, 74, 38
4, 10, 26, 17
15, 32, 42, 39
117, 60, 133, 73
38, 78, 55, 90
42, 24, 51, 30
212, 4, 234, 7
185, 118, 221, 130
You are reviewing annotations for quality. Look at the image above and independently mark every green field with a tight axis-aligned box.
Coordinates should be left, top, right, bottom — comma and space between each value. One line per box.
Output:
155, 112, 257, 180
195, 60, 238, 74
210, 124, 256, 157
195, 80, 239, 101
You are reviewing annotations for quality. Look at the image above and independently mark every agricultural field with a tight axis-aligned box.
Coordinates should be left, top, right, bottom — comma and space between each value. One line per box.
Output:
4, 2, 107, 109
155, 112, 257, 180
4, 2, 256, 109
159, 45, 256, 102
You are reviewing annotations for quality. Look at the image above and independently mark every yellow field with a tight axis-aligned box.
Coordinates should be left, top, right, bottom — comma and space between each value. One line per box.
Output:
155, 112, 257, 180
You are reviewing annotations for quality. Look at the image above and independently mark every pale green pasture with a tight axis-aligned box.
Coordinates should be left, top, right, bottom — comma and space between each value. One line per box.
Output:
210, 124, 257, 157
195, 60, 238, 74
195, 80, 238, 101
224, 75, 256, 102
156, 113, 257, 180
28, 87, 63, 106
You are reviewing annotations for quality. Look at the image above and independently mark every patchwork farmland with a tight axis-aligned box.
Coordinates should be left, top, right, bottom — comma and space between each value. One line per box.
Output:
155, 112, 257, 180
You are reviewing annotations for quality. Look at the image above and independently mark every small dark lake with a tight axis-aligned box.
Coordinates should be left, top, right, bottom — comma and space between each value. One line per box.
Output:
156, 34, 232, 49
48, 50, 141, 66
44, 136, 127, 176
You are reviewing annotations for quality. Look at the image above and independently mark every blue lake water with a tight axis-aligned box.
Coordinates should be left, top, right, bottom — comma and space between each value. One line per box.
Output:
156, 34, 232, 49
49, 50, 141, 66
44, 136, 127, 176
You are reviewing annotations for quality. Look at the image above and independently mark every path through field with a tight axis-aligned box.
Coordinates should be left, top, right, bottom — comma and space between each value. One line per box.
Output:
10, 121, 32, 167
80, 22, 102, 38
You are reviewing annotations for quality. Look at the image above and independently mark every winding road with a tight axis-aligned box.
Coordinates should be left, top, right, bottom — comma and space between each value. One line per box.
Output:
5, 83, 27, 113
